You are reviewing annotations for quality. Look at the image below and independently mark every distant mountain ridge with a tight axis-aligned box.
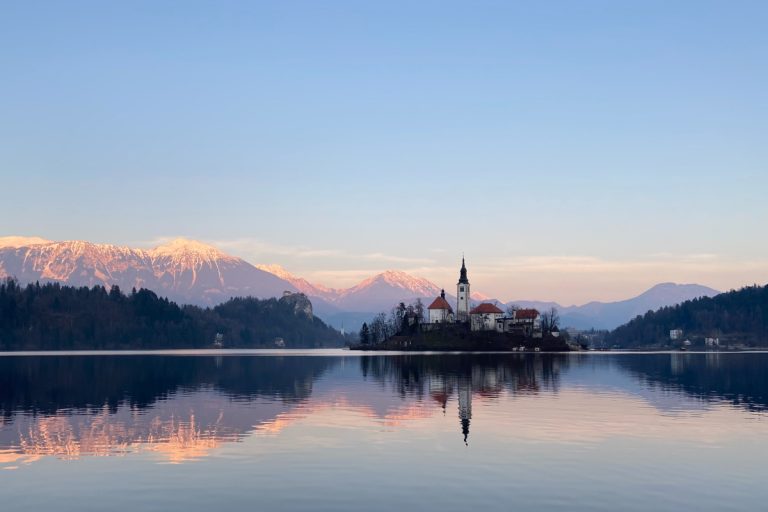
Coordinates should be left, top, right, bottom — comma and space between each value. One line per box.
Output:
507, 283, 721, 330
255, 264, 339, 300
0, 237, 296, 306
0, 236, 720, 331
607, 284, 768, 347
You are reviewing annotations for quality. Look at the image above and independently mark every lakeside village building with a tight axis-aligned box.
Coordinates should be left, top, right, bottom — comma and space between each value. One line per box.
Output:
426, 258, 543, 336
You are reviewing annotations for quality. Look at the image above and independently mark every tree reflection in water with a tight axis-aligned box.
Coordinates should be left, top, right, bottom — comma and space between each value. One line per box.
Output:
1, 352, 766, 465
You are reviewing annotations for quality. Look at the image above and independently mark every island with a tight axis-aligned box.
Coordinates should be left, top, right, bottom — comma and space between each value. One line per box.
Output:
351, 258, 575, 352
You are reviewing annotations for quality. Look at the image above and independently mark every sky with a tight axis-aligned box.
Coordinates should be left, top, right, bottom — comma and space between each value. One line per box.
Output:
1, 0, 767, 304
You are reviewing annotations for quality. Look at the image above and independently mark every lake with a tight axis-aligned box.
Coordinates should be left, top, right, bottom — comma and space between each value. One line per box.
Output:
1, 351, 766, 511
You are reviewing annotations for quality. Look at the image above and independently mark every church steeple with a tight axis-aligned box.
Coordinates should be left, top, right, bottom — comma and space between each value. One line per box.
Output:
458, 257, 468, 284
456, 256, 470, 322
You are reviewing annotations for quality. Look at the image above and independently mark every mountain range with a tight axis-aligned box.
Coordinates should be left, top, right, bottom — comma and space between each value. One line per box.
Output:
506, 282, 721, 330
0, 236, 720, 331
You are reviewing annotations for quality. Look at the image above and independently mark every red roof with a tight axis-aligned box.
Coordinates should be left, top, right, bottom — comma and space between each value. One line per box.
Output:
428, 296, 453, 311
515, 308, 540, 319
470, 303, 503, 314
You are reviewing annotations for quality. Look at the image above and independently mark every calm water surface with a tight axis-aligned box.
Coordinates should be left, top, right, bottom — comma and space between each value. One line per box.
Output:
1, 351, 766, 511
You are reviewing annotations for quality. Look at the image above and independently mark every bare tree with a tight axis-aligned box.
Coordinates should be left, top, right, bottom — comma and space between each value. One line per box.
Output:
370, 313, 389, 343
506, 303, 520, 317
541, 307, 560, 335
413, 298, 425, 324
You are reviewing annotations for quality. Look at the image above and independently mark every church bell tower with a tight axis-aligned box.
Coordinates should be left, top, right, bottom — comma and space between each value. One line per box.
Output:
456, 257, 470, 322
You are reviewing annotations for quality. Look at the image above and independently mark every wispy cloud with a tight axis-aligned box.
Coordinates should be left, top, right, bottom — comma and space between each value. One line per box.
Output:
135, 236, 768, 303
143, 236, 434, 267
359, 252, 434, 265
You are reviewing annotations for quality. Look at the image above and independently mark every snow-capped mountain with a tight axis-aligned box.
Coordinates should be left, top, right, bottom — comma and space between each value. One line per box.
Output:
0, 238, 296, 305
332, 270, 442, 311
470, 291, 492, 301
253, 266, 449, 313
0, 236, 722, 331
0, 236, 53, 248
255, 264, 338, 300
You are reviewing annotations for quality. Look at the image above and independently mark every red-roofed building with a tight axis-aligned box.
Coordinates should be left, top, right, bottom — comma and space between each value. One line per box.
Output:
514, 309, 540, 320
428, 289, 454, 324
470, 303, 504, 315
495, 308, 542, 336
469, 302, 504, 331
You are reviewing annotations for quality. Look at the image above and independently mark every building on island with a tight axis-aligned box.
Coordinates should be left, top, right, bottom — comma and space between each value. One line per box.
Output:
456, 257, 470, 322
469, 302, 504, 331
423, 258, 545, 337
428, 289, 454, 324
509, 309, 542, 336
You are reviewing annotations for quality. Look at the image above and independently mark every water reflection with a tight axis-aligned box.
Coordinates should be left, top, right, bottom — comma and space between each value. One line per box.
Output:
0, 352, 766, 468
359, 354, 570, 444
617, 352, 768, 411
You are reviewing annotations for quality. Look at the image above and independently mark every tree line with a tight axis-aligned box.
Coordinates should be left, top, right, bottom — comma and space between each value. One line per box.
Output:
607, 284, 768, 347
359, 299, 425, 345
0, 279, 346, 350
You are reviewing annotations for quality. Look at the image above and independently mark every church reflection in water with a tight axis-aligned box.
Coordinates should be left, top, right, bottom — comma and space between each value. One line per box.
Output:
1, 352, 766, 466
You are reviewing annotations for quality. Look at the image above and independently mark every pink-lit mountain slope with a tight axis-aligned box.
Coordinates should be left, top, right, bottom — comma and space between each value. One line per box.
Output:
0, 237, 296, 306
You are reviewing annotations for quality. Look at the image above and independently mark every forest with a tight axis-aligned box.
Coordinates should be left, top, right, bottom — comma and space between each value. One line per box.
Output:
607, 284, 768, 348
0, 279, 346, 350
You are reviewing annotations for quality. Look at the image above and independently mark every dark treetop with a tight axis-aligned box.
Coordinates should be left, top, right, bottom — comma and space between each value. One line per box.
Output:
607, 284, 768, 348
0, 279, 345, 350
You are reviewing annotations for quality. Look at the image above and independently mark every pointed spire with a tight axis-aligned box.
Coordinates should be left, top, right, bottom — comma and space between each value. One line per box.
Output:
458, 255, 469, 284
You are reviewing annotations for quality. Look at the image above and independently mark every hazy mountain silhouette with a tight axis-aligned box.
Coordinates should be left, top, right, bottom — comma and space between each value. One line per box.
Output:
1, 236, 719, 331
508, 283, 721, 330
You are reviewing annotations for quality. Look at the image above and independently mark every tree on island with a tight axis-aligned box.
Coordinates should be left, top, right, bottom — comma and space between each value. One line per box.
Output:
369, 312, 390, 343
541, 307, 560, 335
413, 298, 425, 324
361, 298, 427, 343
359, 322, 370, 345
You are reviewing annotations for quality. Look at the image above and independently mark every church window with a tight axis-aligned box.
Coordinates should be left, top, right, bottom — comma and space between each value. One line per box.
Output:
460, 286, 464, 292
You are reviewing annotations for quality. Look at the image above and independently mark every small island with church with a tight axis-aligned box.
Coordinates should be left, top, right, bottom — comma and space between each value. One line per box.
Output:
351, 258, 576, 352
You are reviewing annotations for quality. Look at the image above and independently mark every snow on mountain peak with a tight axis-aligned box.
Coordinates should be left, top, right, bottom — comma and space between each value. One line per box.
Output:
149, 238, 230, 259
256, 263, 336, 297
471, 291, 491, 301
255, 263, 293, 280
0, 236, 53, 249
354, 270, 440, 294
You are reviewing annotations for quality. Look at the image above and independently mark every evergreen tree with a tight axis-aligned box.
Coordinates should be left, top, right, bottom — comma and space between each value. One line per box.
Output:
0, 279, 345, 350
359, 322, 370, 345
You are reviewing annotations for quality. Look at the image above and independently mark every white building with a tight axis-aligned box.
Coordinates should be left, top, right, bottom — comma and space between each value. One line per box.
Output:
428, 289, 454, 324
670, 329, 683, 340
496, 309, 542, 336
456, 258, 470, 323
470, 303, 504, 331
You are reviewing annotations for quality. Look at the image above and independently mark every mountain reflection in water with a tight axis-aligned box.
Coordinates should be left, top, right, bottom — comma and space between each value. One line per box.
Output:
0, 352, 766, 468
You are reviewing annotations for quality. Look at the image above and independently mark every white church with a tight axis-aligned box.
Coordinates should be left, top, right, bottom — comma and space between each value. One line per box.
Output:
427, 258, 542, 334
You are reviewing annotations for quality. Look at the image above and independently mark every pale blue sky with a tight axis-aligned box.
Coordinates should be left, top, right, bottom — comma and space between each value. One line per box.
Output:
1, 1, 766, 303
